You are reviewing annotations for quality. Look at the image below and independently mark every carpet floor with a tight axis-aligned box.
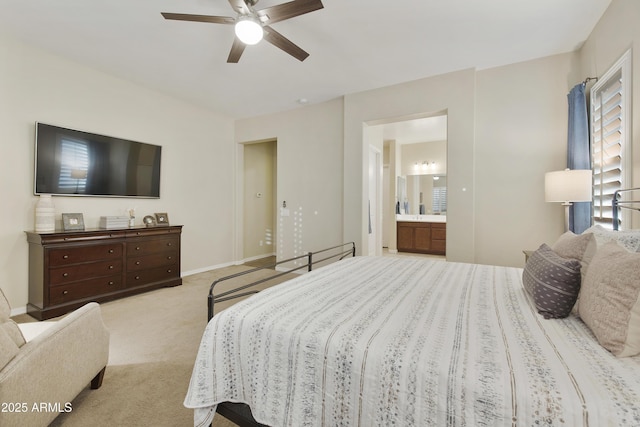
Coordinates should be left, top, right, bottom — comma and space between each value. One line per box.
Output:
18, 263, 292, 427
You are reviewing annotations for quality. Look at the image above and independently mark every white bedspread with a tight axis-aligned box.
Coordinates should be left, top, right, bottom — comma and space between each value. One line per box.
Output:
184, 256, 640, 426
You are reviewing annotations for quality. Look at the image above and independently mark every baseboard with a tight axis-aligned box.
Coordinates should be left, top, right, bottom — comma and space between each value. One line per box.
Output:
240, 253, 276, 264
182, 261, 238, 277
10, 306, 27, 317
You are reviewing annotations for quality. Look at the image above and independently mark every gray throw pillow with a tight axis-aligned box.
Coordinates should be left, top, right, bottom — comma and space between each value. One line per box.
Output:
522, 244, 582, 319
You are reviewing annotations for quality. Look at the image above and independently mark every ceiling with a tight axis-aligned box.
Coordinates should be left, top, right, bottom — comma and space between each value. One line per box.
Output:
0, 0, 611, 119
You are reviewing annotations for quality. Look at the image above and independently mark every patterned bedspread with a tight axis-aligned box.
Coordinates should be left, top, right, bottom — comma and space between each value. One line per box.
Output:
184, 257, 640, 426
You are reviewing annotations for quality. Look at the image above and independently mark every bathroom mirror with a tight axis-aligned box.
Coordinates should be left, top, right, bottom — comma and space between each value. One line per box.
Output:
405, 174, 447, 215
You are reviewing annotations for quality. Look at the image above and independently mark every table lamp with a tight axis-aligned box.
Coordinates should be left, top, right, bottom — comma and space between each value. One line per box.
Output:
545, 169, 592, 232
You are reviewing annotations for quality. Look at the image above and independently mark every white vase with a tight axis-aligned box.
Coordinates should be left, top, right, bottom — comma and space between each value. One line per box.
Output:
35, 194, 56, 232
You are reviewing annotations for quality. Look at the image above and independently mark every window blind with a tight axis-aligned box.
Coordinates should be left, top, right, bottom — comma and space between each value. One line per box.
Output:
591, 49, 631, 230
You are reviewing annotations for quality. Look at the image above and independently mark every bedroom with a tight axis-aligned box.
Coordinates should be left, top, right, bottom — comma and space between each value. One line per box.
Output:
0, 0, 639, 424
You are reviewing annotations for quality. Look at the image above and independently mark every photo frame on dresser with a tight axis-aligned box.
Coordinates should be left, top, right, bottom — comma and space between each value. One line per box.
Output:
154, 213, 169, 226
62, 213, 85, 231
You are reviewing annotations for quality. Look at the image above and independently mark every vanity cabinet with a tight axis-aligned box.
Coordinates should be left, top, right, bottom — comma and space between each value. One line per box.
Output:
397, 221, 446, 255
26, 226, 182, 320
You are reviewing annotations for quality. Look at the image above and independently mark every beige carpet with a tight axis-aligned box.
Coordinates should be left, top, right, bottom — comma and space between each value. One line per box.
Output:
15, 263, 292, 427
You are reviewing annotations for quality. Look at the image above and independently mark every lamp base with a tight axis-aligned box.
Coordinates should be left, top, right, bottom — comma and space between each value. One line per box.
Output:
563, 202, 572, 233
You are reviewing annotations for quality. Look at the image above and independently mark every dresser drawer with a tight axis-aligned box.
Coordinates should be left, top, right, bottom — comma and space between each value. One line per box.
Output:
127, 237, 179, 256
49, 260, 123, 286
48, 244, 123, 267
126, 264, 179, 286
49, 276, 123, 305
127, 251, 179, 271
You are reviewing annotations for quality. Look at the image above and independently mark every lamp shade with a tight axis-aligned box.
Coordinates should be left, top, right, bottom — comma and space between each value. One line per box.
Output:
545, 169, 592, 203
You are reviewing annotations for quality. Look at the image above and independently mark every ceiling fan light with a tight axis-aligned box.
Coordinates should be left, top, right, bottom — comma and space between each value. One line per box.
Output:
235, 16, 263, 45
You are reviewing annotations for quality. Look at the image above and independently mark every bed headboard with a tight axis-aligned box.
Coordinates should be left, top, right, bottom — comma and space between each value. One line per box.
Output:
612, 188, 640, 230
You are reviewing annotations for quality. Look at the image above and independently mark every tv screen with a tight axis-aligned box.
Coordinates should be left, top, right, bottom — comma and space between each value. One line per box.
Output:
34, 123, 161, 198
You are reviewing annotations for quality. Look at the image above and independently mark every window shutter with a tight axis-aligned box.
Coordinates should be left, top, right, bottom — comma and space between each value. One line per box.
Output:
591, 50, 630, 229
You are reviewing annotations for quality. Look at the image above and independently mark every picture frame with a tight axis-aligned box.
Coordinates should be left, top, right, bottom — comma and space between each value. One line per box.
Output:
154, 212, 169, 226
62, 213, 85, 231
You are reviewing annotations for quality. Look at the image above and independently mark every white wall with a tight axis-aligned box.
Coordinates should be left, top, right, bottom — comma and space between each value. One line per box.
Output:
344, 69, 477, 263
0, 36, 236, 309
343, 57, 579, 266
578, 0, 640, 228
474, 53, 574, 266
401, 141, 447, 176
235, 99, 344, 263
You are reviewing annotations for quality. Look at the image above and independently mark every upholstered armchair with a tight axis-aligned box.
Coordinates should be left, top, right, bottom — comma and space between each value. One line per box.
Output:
0, 288, 109, 427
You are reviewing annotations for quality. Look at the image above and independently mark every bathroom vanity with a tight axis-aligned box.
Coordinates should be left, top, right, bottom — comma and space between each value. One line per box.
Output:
396, 215, 446, 255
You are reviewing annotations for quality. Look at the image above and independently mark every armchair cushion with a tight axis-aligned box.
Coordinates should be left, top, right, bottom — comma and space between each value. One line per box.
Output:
0, 288, 109, 427
0, 289, 25, 370
0, 328, 19, 370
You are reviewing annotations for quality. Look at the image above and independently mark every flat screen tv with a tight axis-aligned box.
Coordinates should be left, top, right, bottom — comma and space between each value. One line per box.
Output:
34, 123, 161, 198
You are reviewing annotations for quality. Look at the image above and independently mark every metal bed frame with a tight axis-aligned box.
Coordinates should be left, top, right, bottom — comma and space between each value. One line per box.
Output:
206, 242, 355, 427
208, 241, 356, 320
612, 188, 640, 230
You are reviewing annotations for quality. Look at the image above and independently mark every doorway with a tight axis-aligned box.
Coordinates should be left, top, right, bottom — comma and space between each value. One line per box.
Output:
369, 112, 448, 256
243, 140, 277, 263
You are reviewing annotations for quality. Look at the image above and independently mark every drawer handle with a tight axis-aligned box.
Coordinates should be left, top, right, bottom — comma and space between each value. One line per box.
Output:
135, 261, 141, 265
136, 246, 141, 251
108, 281, 115, 286
135, 276, 140, 280
63, 272, 69, 277
109, 265, 114, 269
167, 256, 172, 260
167, 269, 172, 273
63, 255, 69, 259
62, 290, 68, 295
108, 249, 114, 254
167, 242, 172, 247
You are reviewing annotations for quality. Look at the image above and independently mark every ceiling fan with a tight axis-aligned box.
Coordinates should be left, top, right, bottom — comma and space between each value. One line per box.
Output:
162, 0, 324, 63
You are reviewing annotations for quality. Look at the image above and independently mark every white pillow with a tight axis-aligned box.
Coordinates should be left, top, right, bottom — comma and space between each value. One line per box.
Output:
582, 224, 640, 252
579, 242, 640, 357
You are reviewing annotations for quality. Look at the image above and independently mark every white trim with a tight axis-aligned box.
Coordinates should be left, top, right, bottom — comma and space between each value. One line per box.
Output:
182, 261, 240, 277
590, 48, 632, 228
10, 306, 27, 317
241, 252, 276, 263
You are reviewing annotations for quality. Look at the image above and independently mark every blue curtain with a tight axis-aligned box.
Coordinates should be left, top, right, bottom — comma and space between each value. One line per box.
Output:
567, 83, 592, 233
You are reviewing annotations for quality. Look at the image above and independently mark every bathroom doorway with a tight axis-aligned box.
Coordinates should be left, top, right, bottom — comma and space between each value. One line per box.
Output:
373, 113, 448, 255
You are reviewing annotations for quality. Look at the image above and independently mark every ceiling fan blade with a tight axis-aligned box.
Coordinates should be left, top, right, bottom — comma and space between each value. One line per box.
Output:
161, 13, 235, 24
263, 26, 309, 62
257, 0, 323, 25
227, 0, 250, 15
227, 37, 247, 63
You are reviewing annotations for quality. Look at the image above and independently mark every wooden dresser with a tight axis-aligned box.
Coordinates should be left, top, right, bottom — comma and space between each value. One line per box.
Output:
26, 225, 182, 320
397, 221, 446, 255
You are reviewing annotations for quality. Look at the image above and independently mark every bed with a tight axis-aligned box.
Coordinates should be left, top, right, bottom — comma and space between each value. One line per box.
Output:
184, 194, 640, 427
